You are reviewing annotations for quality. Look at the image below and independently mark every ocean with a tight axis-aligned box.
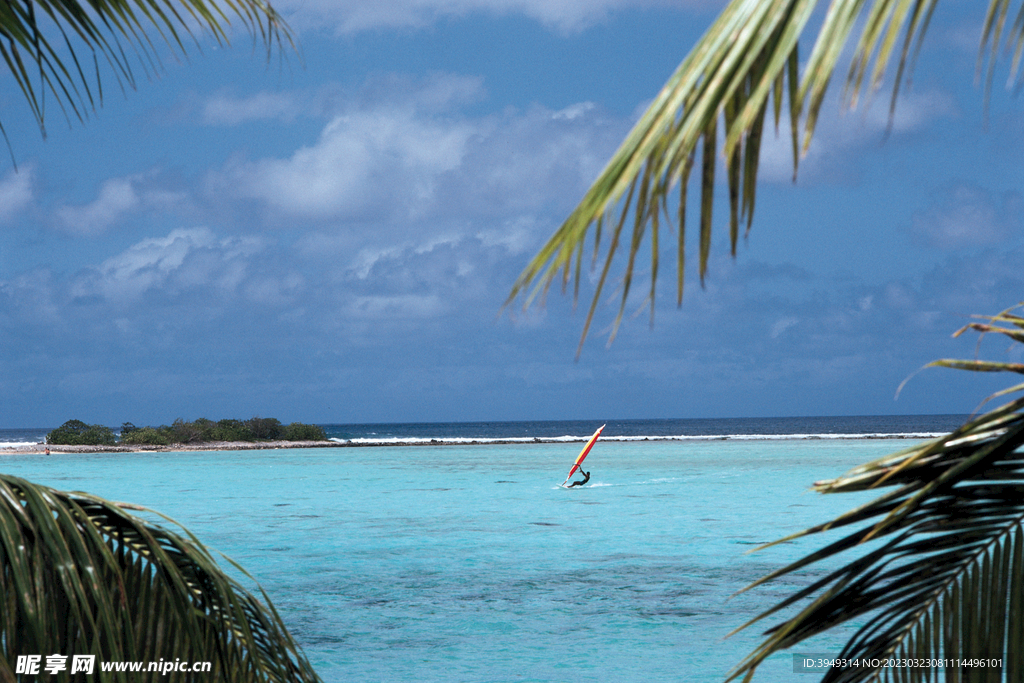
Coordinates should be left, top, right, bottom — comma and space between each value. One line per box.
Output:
0, 416, 971, 682
0, 414, 966, 448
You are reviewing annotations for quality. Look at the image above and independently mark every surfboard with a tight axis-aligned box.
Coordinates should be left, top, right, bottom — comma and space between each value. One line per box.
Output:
560, 424, 605, 487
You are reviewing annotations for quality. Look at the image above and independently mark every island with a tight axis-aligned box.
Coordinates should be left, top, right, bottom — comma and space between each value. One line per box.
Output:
3, 417, 337, 454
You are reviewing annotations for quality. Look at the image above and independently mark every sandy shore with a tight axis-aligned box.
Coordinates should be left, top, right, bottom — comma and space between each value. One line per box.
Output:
0, 439, 561, 455
0, 440, 341, 455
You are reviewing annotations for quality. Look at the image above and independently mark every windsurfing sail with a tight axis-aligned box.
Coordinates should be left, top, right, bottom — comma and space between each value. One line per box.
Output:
561, 424, 605, 487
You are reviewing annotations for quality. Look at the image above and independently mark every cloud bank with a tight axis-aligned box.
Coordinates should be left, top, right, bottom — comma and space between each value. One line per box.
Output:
280, 0, 723, 34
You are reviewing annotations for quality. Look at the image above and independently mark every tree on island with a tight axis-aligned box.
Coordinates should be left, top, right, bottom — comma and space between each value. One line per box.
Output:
46, 419, 116, 445
46, 417, 328, 445
1, 2, 320, 681
509, 1, 1024, 680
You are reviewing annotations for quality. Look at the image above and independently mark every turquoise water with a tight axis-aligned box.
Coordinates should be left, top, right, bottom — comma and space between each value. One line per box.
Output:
0, 439, 908, 682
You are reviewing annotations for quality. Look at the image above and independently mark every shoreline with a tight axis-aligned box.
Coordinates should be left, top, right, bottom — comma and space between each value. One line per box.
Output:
0, 432, 945, 455
0, 440, 340, 455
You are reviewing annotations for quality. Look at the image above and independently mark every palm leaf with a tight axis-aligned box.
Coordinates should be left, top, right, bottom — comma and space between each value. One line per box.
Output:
506, 0, 1024, 353
0, 0, 292, 145
0, 473, 321, 682
728, 308, 1024, 682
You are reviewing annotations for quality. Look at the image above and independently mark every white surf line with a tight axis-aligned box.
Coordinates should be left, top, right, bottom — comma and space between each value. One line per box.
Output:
328, 432, 948, 446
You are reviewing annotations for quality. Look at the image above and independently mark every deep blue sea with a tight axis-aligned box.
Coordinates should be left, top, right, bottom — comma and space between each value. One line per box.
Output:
0, 416, 971, 682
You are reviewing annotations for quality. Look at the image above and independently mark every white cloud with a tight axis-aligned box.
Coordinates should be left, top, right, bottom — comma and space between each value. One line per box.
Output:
213, 107, 477, 219
0, 167, 33, 222
553, 102, 596, 120
51, 171, 194, 236
769, 316, 799, 338
476, 217, 540, 255
245, 272, 305, 304
280, 0, 721, 34
203, 91, 304, 125
369, 73, 485, 111
87, 228, 214, 298
858, 90, 955, 134
207, 75, 623, 232
56, 178, 139, 236
757, 90, 956, 184
0, 268, 61, 322
346, 293, 444, 318
351, 245, 406, 279
909, 184, 1022, 250
71, 228, 266, 302
882, 282, 917, 310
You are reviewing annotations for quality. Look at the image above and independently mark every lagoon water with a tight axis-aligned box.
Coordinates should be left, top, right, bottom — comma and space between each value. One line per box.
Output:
0, 419, 966, 682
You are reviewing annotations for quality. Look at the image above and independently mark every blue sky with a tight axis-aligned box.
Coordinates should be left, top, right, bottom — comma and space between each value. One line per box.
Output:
1, 0, 1022, 427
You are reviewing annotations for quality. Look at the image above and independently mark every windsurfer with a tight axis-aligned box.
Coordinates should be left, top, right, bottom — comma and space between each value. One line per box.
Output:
567, 470, 590, 488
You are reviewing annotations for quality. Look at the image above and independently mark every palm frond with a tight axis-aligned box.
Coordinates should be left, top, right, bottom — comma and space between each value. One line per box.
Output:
0, 473, 321, 682
0, 0, 293, 144
506, 0, 1024, 353
728, 308, 1024, 682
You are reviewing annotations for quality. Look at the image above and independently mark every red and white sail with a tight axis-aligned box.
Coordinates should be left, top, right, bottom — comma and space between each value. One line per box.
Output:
561, 424, 605, 486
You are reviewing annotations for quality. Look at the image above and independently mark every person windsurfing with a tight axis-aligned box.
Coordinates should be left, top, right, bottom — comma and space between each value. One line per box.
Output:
560, 425, 604, 488
567, 470, 590, 488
